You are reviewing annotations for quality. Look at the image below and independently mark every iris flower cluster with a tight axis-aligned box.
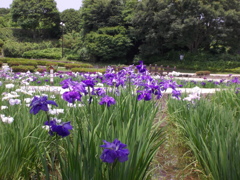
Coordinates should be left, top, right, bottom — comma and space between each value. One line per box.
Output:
58, 61, 181, 104
100, 139, 130, 163
30, 96, 58, 115
29, 96, 72, 138
44, 119, 73, 138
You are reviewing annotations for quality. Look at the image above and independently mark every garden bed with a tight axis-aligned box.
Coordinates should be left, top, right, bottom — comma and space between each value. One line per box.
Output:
0, 62, 239, 179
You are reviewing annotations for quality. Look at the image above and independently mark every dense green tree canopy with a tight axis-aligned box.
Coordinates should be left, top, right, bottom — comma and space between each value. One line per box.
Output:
60, 9, 81, 33
2, 0, 240, 62
85, 26, 132, 61
10, 0, 61, 38
132, 0, 240, 58
81, 0, 124, 34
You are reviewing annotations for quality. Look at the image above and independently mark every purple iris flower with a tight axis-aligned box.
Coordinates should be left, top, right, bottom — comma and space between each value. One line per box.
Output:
201, 82, 206, 86
231, 77, 240, 84
100, 139, 130, 163
213, 81, 220, 85
92, 88, 106, 96
137, 90, 152, 101
136, 61, 147, 73
219, 79, 226, 83
172, 89, 181, 99
99, 96, 116, 107
60, 78, 77, 89
30, 96, 58, 115
73, 82, 88, 95
82, 79, 96, 88
190, 80, 197, 85
44, 119, 73, 138
62, 91, 82, 103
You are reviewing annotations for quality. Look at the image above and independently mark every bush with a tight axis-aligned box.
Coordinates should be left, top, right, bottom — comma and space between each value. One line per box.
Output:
22, 48, 61, 59
36, 60, 47, 66
0, 58, 8, 63
225, 67, 240, 73
8, 61, 21, 67
0, 28, 16, 41
36, 67, 46, 73
64, 63, 81, 69
20, 61, 38, 68
57, 62, 66, 67
2, 41, 43, 57
65, 63, 93, 69
12, 65, 35, 72
196, 71, 211, 76
71, 67, 106, 73
0, 61, 2, 67
0, 39, 4, 47
66, 54, 81, 61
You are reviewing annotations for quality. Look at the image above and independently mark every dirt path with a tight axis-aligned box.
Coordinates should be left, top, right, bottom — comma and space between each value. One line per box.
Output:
151, 97, 205, 180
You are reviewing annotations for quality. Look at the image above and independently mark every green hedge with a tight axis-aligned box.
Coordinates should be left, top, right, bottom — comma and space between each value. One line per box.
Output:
66, 54, 81, 61
36, 67, 46, 73
12, 65, 35, 72
225, 67, 240, 73
71, 67, 106, 73
65, 63, 93, 69
3, 41, 45, 57
22, 48, 61, 60
8, 61, 21, 67
0, 58, 8, 63
196, 71, 211, 76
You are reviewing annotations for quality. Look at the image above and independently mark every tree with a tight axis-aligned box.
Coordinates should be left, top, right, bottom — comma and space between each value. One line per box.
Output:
85, 26, 132, 62
60, 9, 81, 33
132, 0, 240, 58
81, 0, 124, 34
10, 0, 61, 38
132, 0, 169, 60
0, 8, 11, 28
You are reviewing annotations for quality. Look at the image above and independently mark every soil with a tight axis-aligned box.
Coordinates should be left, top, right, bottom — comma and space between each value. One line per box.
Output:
151, 96, 206, 180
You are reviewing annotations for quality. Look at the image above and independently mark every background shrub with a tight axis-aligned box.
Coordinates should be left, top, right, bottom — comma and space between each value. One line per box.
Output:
57, 62, 66, 67
2, 41, 45, 57
20, 61, 38, 68
36, 67, 46, 73
36, 60, 47, 66
71, 67, 105, 73
12, 65, 35, 72
196, 71, 211, 76
8, 61, 21, 67
22, 48, 61, 59
65, 63, 93, 69
0, 58, 8, 63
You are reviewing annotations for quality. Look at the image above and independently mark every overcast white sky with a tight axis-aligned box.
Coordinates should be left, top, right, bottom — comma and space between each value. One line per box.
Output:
1, 0, 83, 12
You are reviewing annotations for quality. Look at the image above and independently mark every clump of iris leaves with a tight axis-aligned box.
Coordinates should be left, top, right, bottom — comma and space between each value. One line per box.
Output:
0, 62, 173, 180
